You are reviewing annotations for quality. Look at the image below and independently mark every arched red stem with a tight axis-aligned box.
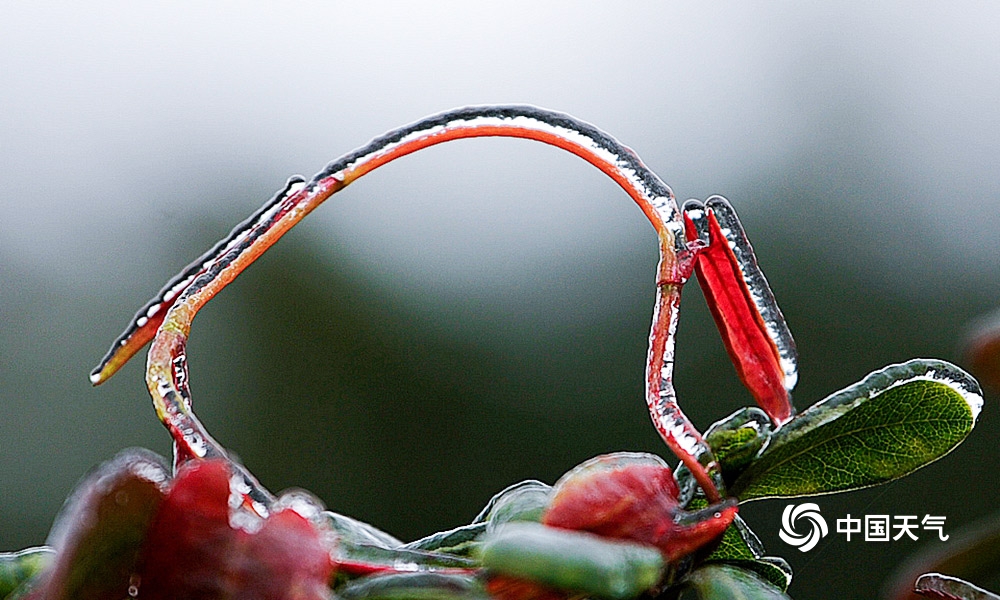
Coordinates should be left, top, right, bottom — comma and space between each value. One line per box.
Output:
91, 106, 724, 502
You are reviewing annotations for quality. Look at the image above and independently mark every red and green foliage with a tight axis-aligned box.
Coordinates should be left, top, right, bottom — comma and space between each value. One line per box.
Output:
1, 106, 987, 600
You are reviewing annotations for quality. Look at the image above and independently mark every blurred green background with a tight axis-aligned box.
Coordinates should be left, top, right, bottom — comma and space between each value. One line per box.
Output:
2, 3, 999, 599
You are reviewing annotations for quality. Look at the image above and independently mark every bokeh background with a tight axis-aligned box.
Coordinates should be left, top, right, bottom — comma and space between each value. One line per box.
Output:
2, 3, 999, 599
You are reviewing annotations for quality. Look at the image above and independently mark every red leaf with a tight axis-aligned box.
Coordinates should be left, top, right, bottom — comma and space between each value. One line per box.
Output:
684, 200, 794, 425
542, 453, 736, 563
35, 449, 169, 600
137, 459, 333, 600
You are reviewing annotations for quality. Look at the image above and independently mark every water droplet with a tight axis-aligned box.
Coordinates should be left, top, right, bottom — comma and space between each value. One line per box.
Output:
272, 489, 325, 520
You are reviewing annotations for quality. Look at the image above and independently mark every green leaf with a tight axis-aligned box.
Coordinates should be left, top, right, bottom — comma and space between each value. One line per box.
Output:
402, 479, 552, 557
0, 547, 54, 598
334, 542, 477, 579
684, 564, 792, 600
337, 573, 489, 600
704, 515, 764, 561
732, 360, 982, 500
401, 523, 485, 556
675, 408, 771, 497
477, 522, 664, 600
697, 512, 793, 592
705, 407, 772, 484
328, 505, 477, 577
707, 558, 793, 593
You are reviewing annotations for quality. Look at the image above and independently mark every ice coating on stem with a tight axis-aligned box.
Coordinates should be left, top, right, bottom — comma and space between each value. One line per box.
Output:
92, 107, 686, 383
646, 283, 725, 500
309, 106, 683, 244
89, 177, 309, 386
90, 105, 723, 502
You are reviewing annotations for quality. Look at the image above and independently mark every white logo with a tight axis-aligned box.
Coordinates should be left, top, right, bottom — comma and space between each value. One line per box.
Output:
779, 503, 828, 552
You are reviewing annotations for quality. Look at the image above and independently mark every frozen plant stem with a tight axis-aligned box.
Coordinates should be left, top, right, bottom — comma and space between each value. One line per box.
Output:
91, 105, 725, 503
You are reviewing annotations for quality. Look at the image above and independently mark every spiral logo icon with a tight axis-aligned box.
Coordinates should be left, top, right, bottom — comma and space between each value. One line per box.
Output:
779, 503, 828, 552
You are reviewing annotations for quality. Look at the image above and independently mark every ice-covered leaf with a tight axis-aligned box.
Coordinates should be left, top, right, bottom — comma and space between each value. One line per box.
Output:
136, 459, 332, 600
402, 480, 552, 557
335, 543, 476, 576
35, 449, 169, 600
684, 197, 797, 425
706, 558, 793, 593
0, 548, 54, 598
324, 511, 402, 548
732, 360, 982, 500
324, 512, 479, 575
676, 408, 773, 494
914, 573, 1000, 600
544, 453, 675, 541
478, 522, 664, 600
704, 407, 772, 485
885, 512, 1000, 600
684, 564, 792, 600
473, 480, 552, 529
543, 453, 736, 563
337, 572, 489, 600
402, 523, 485, 556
